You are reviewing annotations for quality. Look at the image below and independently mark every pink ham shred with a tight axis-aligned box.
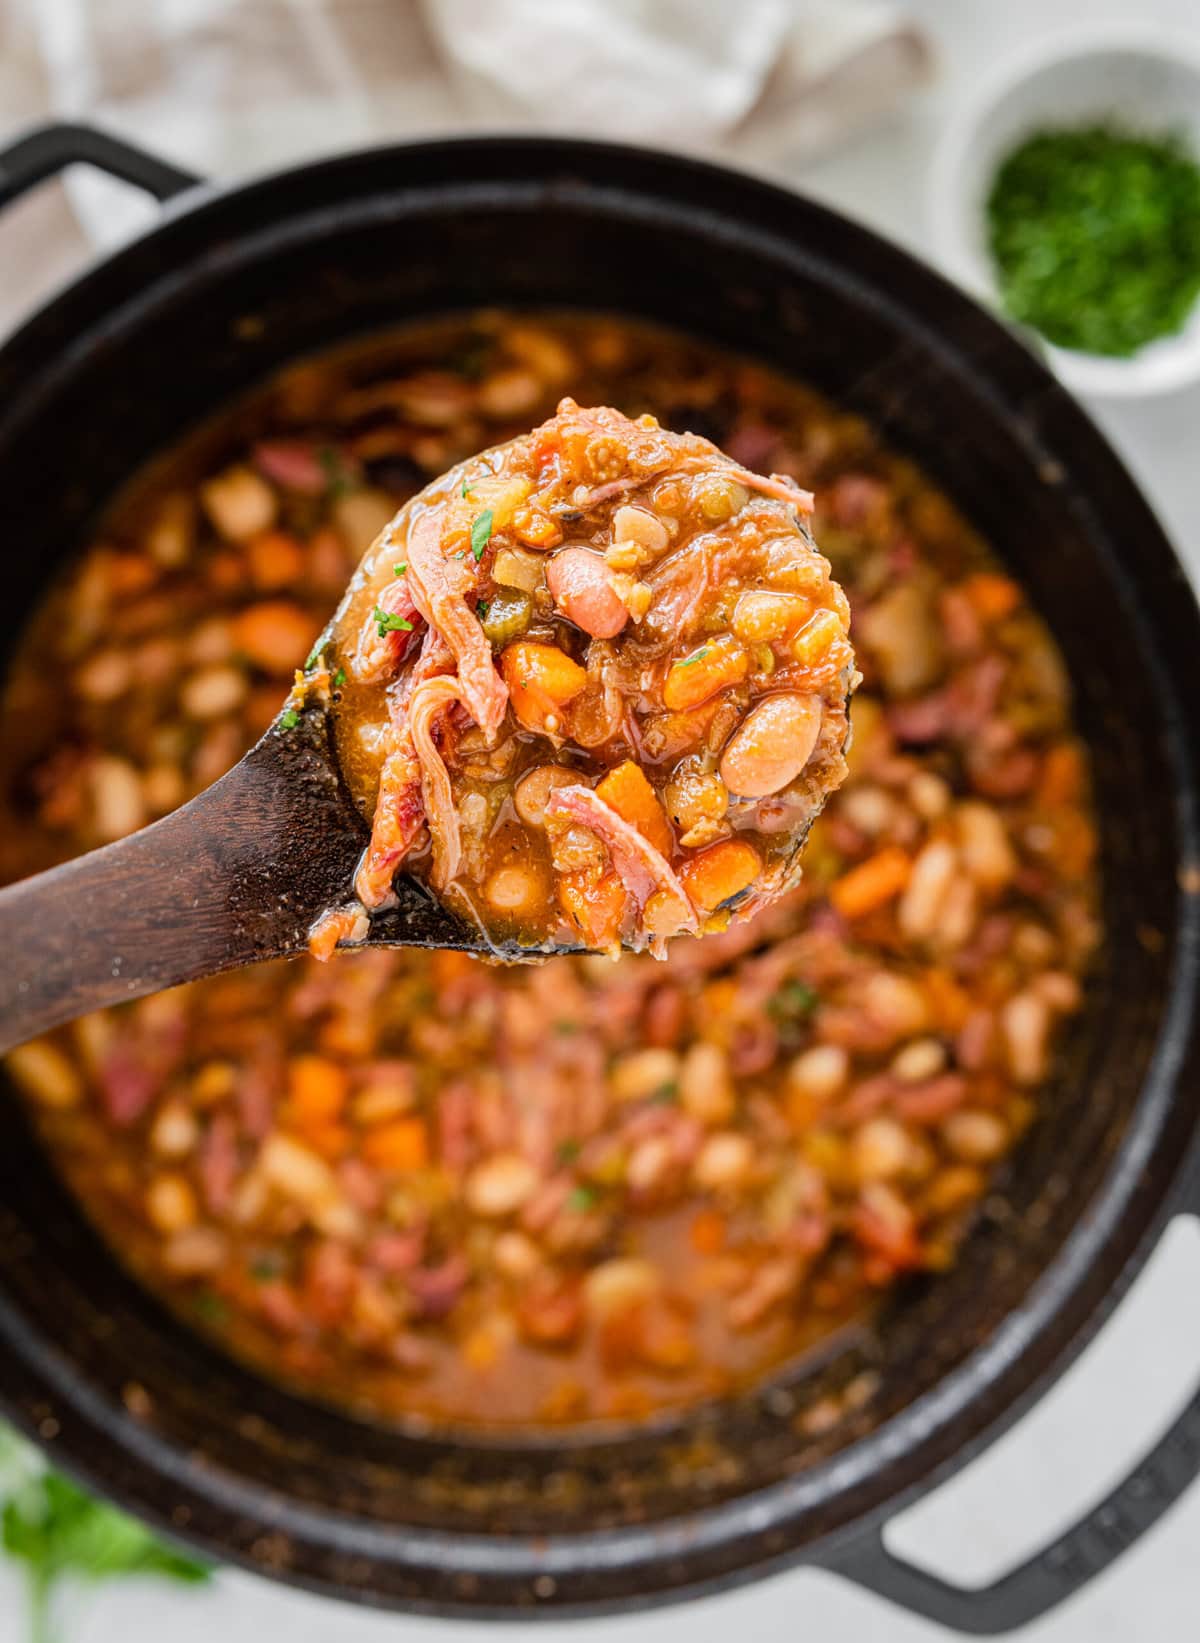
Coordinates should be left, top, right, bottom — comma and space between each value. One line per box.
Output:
350, 575, 422, 684
253, 439, 339, 496
407, 673, 469, 890
402, 505, 508, 740
97, 1049, 157, 1126
729, 466, 815, 512
354, 630, 454, 911
545, 784, 698, 950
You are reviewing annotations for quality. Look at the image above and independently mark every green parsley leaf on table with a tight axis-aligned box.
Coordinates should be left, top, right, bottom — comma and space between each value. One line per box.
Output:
1, 1429, 209, 1643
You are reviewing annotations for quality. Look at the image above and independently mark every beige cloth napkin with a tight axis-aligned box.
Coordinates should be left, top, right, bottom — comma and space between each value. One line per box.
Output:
0, 0, 929, 335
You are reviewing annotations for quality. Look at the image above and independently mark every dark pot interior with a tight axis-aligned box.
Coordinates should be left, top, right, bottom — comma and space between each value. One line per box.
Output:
1, 139, 1199, 1615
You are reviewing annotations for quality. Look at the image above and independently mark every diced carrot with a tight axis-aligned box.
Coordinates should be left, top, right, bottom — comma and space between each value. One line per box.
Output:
501, 641, 589, 733
1037, 742, 1084, 809
299, 1122, 352, 1160
921, 967, 972, 1033
462, 1326, 501, 1371
511, 504, 562, 550
689, 1208, 727, 1255
679, 839, 761, 910
558, 868, 627, 950
231, 600, 319, 674
829, 846, 912, 920
595, 760, 673, 856
361, 1117, 430, 1172
663, 634, 749, 712
960, 572, 1021, 624
786, 1087, 823, 1133
432, 949, 475, 986
287, 1055, 349, 1124
248, 530, 305, 591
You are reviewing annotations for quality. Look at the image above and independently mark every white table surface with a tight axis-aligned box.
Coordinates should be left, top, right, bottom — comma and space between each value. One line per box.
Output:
4, 0, 1200, 1637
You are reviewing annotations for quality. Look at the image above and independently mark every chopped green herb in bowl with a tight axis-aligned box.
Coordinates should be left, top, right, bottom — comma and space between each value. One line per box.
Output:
986, 123, 1200, 358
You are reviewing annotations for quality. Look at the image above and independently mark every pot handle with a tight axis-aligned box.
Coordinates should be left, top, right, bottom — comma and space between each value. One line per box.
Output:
826, 1176, 1200, 1635
0, 121, 199, 211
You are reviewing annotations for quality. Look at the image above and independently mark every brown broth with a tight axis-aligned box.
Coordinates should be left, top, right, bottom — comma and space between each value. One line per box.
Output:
0, 313, 1098, 1429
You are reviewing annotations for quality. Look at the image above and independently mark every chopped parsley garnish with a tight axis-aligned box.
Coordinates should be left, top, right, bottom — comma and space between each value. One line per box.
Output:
470, 508, 494, 562
460, 475, 473, 498
278, 708, 300, 731
0, 1430, 210, 1643
452, 337, 491, 381
555, 1138, 581, 1166
192, 1291, 229, 1325
767, 979, 820, 1046
333, 667, 346, 688
987, 124, 1200, 358
374, 605, 414, 638
476, 599, 491, 619
304, 639, 325, 671
318, 444, 353, 499
249, 1255, 284, 1281
678, 645, 711, 668
566, 1184, 598, 1214
553, 1019, 579, 1035
650, 1081, 679, 1106
393, 561, 408, 577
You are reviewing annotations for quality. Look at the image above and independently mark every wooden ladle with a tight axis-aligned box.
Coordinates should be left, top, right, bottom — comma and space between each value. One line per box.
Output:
0, 700, 498, 1055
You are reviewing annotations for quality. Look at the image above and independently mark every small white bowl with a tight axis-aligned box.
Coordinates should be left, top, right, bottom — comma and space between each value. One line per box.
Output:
928, 25, 1200, 398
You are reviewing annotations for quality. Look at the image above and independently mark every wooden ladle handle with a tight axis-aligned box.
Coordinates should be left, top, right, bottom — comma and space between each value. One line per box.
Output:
0, 730, 363, 1053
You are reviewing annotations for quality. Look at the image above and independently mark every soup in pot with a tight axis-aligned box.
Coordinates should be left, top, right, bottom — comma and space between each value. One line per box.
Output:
0, 313, 1098, 1428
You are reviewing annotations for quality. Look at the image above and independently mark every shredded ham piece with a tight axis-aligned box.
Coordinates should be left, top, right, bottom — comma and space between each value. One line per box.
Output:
546, 785, 699, 949
408, 674, 469, 890
351, 574, 422, 684
730, 467, 815, 512
403, 505, 508, 740
355, 630, 453, 910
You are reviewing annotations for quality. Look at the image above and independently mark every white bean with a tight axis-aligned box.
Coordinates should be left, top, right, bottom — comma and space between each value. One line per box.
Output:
1001, 990, 1051, 1085
679, 1043, 734, 1125
466, 1153, 539, 1217
899, 839, 957, 939
693, 1132, 754, 1190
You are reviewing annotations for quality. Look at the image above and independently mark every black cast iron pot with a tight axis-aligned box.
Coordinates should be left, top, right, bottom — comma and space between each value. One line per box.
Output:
2, 123, 1200, 1635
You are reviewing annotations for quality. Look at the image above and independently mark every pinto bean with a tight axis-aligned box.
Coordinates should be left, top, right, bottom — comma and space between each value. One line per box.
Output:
546, 547, 629, 637
466, 1152, 539, 1217
485, 863, 549, 918
787, 1045, 849, 1103
1002, 990, 1051, 1085
898, 839, 957, 939
145, 1173, 198, 1234
678, 1043, 734, 1124
955, 800, 1016, 891
693, 1131, 754, 1189
850, 1117, 911, 1183
584, 1258, 659, 1315
719, 693, 822, 797
180, 664, 247, 721
941, 1110, 1009, 1163
6, 1040, 83, 1109
663, 758, 729, 848
514, 764, 579, 827
201, 464, 277, 542
891, 1038, 947, 1083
